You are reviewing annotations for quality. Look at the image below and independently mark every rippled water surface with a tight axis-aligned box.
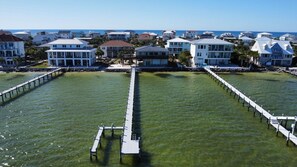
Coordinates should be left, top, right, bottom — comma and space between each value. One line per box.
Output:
1, 72, 297, 167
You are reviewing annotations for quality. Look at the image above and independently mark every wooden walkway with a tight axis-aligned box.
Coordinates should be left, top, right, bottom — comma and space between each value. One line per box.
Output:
121, 67, 140, 157
204, 67, 297, 146
90, 125, 124, 161
89, 67, 140, 162
0, 68, 64, 104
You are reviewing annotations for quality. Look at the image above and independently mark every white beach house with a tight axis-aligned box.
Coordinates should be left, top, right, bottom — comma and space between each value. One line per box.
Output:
162, 30, 176, 41
0, 34, 25, 66
251, 37, 294, 66
58, 30, 72, 39
107, 32, 131, 41
190, 39, 234, 67
181, 31, 197, 39
32, 31, 58, 45
13, 31, 31, 41
46, 38, 96, 67
165, 37, 191, 55
256, 32, 273, 39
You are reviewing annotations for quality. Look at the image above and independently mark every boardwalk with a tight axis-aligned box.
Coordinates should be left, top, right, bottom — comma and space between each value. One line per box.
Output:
0, 68, 64, 104
204, 67, 297, 146
121, 67, 140, 156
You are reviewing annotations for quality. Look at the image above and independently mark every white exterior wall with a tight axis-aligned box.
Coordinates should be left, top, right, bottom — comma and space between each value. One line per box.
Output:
47, 50, 96, 67
46, 40, 96, 67
99, 46, 108, 58
190, 44, 208, 67
33, 34, 57, 45
0, 41, 25, 65
165, 41, 190, 55
191, 44, 233, 67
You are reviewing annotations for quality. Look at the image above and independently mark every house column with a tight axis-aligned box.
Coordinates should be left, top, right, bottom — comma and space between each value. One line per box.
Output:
72, 52, 75, 66
63, 52, 66, 66
47, 52, 51, 66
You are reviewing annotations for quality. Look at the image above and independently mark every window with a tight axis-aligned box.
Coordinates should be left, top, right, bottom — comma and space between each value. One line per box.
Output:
62, 45, 66, 48
53, 45, 57, 48
76, 45, 81, 48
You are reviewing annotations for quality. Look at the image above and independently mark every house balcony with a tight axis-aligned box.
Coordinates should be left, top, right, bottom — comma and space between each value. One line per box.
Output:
0, 46, 16, 50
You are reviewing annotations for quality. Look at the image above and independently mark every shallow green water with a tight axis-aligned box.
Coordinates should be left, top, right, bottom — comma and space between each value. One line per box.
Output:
0, 72, 44, 92
1, 72, 297, 166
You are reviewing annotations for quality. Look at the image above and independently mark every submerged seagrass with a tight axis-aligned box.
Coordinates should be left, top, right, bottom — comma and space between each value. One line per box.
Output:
1, 72, 297, 166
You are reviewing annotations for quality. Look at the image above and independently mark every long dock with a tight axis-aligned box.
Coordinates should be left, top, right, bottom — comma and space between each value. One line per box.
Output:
120, 67, 140, 159
90, 67, 140, 162
0, 68, 64, 104
204, 67, 297, 146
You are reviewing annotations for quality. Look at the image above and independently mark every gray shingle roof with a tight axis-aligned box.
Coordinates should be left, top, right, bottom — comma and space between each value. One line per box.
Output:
135, 45, 168, 52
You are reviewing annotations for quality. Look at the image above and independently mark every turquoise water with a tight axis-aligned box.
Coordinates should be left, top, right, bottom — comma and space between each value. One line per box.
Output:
1, 72, 297, 166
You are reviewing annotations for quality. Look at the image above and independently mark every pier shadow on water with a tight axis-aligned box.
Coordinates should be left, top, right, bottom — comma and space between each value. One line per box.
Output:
0, 74, 64, 107
93, 134, 121, 166
154, 73, 187, 79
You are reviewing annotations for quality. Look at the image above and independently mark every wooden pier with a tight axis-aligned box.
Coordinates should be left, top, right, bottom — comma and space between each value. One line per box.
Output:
90, 67, 140, 162
204, 67, 297, 146
0, 68, 64, 104
90, 125, 124, 161
120, 67, 140, 161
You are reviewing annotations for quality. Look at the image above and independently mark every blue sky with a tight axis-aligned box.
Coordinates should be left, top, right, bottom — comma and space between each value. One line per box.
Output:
1, 0, 297, 32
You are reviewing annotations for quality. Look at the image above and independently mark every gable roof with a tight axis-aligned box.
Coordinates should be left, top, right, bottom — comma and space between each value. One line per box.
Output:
252, 39, 294, 55
191, 39, 233, 45
0, 34, 23, 42
135, 45, 168, 52
100, 40, 133, 47
0, 30, 12, 35
47, 38, 88, 45
167, 37, 190, 43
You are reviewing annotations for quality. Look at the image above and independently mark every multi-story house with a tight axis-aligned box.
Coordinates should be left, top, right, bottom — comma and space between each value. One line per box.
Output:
46, 38, 96, 66
0, 34, 25, 66
190, 39, 234, 67
165, 37, 190, 55
88, 32, 100, 38
58, 30, 72, 39
107, 32, 131, 41
135, 45, 169, 66
199, 31, 215, 39
100, 40, 134, 58
256, 32, 272, 39
32, 31, 58, 45
13, 31, 31, 41
138, 32, 158, 41
72, 31, 85, 38
181, 31, 197, 39
162, 30, 176, 41
251, 37, 294, 66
